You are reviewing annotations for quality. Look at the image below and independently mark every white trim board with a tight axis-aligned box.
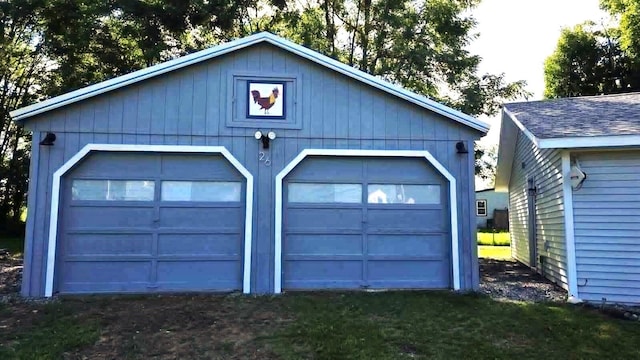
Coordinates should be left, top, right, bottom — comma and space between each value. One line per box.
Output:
539, 135, 640, 149
10, 32, 488, 133
274, 149, 461, 294
45, 144, 254, 297
561, 151, 580, 302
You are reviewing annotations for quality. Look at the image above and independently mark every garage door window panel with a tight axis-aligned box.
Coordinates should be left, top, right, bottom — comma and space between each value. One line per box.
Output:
72, 180, 155, 201
288, 183, 362, 203
367, 184, 441, 205
161, 181, 242, 202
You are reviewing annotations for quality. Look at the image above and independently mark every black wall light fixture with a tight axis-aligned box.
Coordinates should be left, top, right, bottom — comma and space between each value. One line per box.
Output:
39, 132, 56, 146
254, 130, 276, 149
455, 141, 468, 154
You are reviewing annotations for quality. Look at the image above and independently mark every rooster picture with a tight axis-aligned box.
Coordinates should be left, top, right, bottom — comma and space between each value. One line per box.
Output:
247, 82, 285, 118
250, 87, 279, 114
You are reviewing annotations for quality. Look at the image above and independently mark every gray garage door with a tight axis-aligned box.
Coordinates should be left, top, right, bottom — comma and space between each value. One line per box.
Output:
283, 157, 451, 290
56, 152, 245, 294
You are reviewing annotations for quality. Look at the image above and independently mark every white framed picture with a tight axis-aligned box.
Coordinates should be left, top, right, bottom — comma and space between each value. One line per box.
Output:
247, 81, 285, 119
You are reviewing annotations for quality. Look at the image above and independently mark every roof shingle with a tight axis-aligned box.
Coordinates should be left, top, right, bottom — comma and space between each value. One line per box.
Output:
504, 92, 640, 139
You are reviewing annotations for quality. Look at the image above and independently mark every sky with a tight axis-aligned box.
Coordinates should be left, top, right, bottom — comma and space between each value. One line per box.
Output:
468, 0, 610, 145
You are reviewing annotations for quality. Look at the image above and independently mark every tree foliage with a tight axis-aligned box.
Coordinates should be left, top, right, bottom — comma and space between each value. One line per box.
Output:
0, 0, 530, 233
475, 143, 497, 182
544, 2, 640, 99
0, 0, 48, 233
601, 0, 640, 62
543, 22, 637, 98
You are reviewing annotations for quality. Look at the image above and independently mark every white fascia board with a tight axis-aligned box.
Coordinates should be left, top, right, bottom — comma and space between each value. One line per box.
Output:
11, 32, 488, 133
539, 134, 640, 149
494, 111, 519, 192
45, 144, 254, 297
274, 148, 461, 294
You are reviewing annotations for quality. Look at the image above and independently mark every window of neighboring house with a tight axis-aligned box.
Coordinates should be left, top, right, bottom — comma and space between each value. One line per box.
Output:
476, 200, 487, 216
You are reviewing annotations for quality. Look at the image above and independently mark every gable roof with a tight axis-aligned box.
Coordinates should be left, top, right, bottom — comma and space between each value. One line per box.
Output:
495, 92, 640, 191
10, 32, 488, 133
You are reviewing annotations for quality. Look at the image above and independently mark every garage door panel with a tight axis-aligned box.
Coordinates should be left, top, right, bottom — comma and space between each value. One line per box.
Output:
66, 206, 155, 228
286, 208, 363, 231
367, 279, 448, 289
285, 260, 363, 281
160, 155, 243, 180
365, 158, 444, 183
159, 207, 243, 228
157, 234, 241, 255
72, 153, 159, 178
60, 282, 151, 294
288, 157, 364, 181
367, 209, 445, 230
156, 261, 241, 288
367, 235, 446, 256
65, 234, 153, 256
284, 234, 362, 255
368, 260, 448, 283
62, 261, 151, 284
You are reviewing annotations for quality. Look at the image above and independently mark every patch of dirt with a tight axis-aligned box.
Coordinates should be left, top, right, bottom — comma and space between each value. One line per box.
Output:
479, 258, 567, 303
64, 295, 290, 359
0, 250, 22, 296
0, 295, 291, 359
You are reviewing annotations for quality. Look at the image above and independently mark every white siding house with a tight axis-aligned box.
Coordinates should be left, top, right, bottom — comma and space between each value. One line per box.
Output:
495, 92, 640, 305
475, 188, 508, 229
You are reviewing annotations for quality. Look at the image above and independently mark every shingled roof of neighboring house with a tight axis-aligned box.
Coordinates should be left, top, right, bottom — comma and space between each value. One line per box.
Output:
495, 92, 640, 192
503, 92, 640, 139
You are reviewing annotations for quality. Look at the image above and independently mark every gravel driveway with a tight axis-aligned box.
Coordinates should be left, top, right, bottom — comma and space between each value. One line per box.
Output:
479, 258, 567, 303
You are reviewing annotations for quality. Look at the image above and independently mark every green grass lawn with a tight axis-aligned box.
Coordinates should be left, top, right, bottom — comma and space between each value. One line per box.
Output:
1, 293, 640, 359
478, 245, 512, 260
0, 237, 23, 257
477, 231, 510, 246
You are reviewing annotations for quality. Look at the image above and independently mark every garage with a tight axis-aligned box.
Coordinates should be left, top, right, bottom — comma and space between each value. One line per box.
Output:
56, 151, 248, 294
13, 33, 485, 297
281, 155, 451, 290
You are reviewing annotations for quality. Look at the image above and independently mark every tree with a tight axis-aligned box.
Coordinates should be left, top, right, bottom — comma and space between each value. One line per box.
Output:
601, 0, 640, 60
543, 22, 637, 98
475, 143, 497, 184
0, 0, 50, 234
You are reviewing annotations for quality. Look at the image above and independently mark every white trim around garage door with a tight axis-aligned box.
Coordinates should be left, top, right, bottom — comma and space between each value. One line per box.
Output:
274, 149, 460, 294
45, 144, 254, 297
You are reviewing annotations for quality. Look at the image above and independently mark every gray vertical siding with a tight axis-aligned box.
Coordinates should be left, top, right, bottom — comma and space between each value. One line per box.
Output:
21, 43, 481, 296
508, 131, 568, 289
572, 151, 640, 304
